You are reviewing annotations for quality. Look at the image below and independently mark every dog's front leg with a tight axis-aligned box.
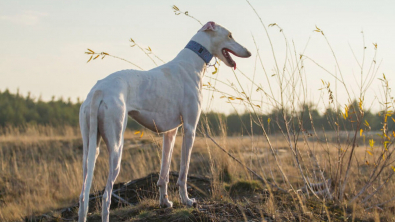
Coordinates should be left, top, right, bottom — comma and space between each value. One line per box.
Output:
177, 122, 198, 207
157, 128, 178, 208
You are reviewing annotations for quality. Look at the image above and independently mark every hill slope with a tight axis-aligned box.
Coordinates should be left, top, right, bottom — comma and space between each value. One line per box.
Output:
26, 172, 368, 222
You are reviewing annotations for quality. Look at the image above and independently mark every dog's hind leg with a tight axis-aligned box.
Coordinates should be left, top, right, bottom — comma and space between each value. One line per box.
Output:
78, 117, 101, 222
157, 128, 178, 208
100, 99, 128, 222
78, 90, 103, 222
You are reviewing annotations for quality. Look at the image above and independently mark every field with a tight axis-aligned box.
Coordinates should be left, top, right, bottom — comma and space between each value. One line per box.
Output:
1, 2, 395, 221
0, 124, 394, 221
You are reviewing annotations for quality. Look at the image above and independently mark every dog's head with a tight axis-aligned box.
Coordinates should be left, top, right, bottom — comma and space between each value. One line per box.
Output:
199, 21, 251, 69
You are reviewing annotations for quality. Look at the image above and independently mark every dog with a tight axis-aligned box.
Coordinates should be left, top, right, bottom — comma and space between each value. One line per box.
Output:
78, 21, 251, 222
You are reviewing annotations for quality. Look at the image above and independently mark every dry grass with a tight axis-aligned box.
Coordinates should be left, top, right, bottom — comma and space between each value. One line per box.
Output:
1, 125, 395, 221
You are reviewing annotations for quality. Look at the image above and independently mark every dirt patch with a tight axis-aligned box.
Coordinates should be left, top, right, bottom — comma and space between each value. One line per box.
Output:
25, 172, 212, 221
25, 172, 369, 222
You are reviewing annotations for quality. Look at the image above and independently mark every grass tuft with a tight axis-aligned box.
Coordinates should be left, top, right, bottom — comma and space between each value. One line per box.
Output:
225, 180, 263, 197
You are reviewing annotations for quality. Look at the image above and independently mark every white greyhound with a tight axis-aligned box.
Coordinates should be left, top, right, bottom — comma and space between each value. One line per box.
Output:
78, 21, 251, 222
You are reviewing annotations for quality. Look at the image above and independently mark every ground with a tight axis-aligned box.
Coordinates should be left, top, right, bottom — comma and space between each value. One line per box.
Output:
25, 172, 369, 222
1, 129, 391, 221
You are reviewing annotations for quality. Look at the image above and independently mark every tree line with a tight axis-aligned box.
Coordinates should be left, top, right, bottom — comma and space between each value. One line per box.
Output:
0, 89, 392, 135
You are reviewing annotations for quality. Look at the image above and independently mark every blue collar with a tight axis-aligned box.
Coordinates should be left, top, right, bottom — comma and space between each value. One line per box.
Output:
185, 40, 213, 64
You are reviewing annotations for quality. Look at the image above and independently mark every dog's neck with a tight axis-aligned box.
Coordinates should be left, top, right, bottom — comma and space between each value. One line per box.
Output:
172, 32, 214, 79
190, 31, 214, 57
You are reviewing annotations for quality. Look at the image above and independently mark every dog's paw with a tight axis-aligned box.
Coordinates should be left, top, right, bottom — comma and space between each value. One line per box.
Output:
160, 200, 173, 208
159, 196, 173, 208
184, 198, 197, 208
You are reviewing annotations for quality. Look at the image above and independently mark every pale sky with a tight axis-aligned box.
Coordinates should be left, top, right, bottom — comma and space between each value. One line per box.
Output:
1, 0, 394, 114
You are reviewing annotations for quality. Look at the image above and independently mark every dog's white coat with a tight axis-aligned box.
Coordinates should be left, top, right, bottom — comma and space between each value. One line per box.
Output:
78, 22, 251, 222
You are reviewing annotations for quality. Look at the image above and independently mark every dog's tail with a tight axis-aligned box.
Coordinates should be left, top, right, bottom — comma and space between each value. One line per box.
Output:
88, 90, 103, 150
82, 90, 103, 219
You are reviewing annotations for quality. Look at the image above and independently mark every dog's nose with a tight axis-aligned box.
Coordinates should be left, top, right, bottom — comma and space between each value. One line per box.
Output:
245, 50, 252, 58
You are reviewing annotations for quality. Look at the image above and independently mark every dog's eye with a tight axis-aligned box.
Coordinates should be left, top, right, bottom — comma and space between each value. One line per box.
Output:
229, 34, 233, 39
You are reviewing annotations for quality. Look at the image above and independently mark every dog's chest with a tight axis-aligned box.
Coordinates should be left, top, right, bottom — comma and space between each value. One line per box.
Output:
125, 70, 185, 132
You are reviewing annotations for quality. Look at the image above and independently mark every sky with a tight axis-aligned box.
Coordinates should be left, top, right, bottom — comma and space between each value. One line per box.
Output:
1, 0, 394, 114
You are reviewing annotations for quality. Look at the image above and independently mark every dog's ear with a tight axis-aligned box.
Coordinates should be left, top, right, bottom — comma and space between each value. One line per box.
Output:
199, 21, 216, 32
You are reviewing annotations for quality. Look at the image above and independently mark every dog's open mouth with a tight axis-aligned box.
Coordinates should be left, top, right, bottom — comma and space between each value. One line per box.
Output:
222, 48, 237, 70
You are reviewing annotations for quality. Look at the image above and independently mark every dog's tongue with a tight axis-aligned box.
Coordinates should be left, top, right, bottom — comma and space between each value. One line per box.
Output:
234, 62, 237, 70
